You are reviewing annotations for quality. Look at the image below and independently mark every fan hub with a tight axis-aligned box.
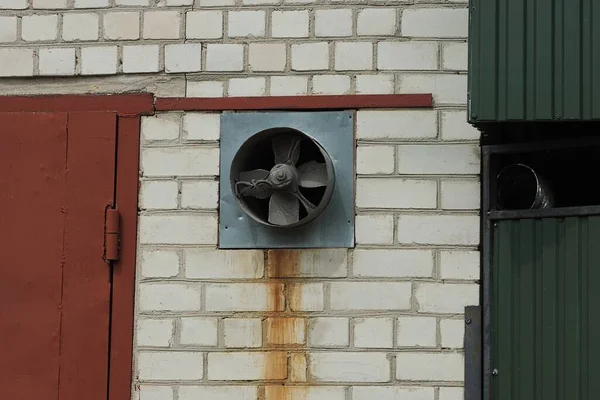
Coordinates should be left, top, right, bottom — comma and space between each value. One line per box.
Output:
269, 163, 297, 189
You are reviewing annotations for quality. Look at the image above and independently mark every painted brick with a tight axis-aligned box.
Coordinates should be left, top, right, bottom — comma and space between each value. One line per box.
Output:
138, 215, 218, 245
271, 10, 309, 38
32, 0, 67, 8
290, 354, 307, 382
142, 114, 180, 141
352, 386, 434, 400
396, 352, 463, 381
440, 250, 480, 280
223, 318, 262, 348
22, 15, 58, 42
122, 45, 160, 73
289, 283, 324, 311
39, 48, 75, 76
441, 180, 480, 210
335, 42, 373, 71
167, 0, 193, 4
206, 44, 244, 72
267, 249, 348, 278
0, 0, 27, 9
356, 178, 437, 209
75, 0, 110, 7
207, 352, 287, 380
141, 147, 219, 176
103, 12, 139, 40
357, 8, 396, 36
116, 0, 149, 4
356, 74, 394, 94
62, 14, 98, 41
179, 387, 257, 400
265, 387, 346, 400
138, 351, 203, 381
402, 8, 469, 38
315, 9, 352, 37
355, 214, 394, 245
310, 352, 390, 382
309, 317, 349, 347
137, 319, 174, 347
354, 318, 394, 348
186, 11, 223, 39
185, 249, 264, 279
356, 110, 438, 139
378, 41, 438, 70
397, 316, 437, 347
143, 11, 181, 39
187, 81, 224, 98
139, 283, 201, 312
180, 317, 219, 346
400, 74, 468, 105
137, 386, 173, 400
205, 283, 284, 312
139, 181, 178, 210
180, 181, 219, 209
353, 249, 434, 278
356, 145, 394, 175
441, 110, 480, 140
312, 75, 351, 95
140, 249, 180, 278
267, 317, 306, 345
397, 145, 480, 175
415, 283, 479, 313
165, 44, 202, 73
228, 11, 266, 37
0, 17, 17, 42
439, 387, 464, 400
271, 76, 308, 95
228, 77, 266, 96
330, 282, 411, 311
80, 46, 117, 75
0, 49, 33, 77
249, 43, 286, 72
291, 42, 329, 71
197, 0, 234, 5
442, 42, 468, 70
441, 319, 464, 348
397, 215, 480, 246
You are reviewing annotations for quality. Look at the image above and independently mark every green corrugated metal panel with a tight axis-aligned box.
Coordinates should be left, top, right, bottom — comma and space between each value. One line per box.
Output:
492, 217, 600, 399
469, 0, 600, 122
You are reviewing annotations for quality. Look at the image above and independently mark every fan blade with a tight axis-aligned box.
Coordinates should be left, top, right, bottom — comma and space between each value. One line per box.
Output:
297, 161, 328, 188
236, 169, 272, 199
268, 192, 299, 225
272, 133, 301, 164
239, 169, 270, 182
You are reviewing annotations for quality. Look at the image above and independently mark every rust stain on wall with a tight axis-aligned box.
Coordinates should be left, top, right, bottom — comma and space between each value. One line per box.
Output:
263, 250, 308, 400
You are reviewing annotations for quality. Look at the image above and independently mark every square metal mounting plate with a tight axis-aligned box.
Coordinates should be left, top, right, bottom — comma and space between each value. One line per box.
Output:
219, 111, 355, 249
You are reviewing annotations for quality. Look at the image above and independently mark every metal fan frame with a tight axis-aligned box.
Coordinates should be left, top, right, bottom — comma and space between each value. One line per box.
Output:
230, 127, 335, 228
219, 111, 355, 249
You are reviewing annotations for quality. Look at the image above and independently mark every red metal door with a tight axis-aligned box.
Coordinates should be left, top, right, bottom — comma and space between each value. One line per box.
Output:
0, 112, 117, 400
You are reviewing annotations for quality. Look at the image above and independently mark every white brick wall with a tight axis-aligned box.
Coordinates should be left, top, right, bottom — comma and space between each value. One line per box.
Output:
0, 0, 478, 395
135, 108, 479, 397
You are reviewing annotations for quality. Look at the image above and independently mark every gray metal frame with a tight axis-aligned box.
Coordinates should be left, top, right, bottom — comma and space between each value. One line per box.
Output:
219, 111, 355, 249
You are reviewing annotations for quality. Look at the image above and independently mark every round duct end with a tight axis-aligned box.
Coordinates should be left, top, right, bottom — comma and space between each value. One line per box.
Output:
497, 163, 554, 210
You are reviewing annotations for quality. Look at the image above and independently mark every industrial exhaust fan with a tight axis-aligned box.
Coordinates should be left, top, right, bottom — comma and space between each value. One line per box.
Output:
219, 111, 355, 249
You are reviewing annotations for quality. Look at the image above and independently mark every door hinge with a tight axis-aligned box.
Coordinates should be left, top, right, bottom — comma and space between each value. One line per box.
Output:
105, 208, 120, 262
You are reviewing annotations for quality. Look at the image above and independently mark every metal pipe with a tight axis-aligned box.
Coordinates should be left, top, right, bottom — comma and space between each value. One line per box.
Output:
496, 163, 554, 210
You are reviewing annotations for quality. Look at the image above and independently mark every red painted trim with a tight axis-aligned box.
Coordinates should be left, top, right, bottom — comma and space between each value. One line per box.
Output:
109, 116, 140, 400
0, 94, 154, 115
155, 94, 433, 111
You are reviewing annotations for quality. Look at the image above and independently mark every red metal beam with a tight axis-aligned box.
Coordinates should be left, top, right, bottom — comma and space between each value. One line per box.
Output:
0, 94, 154, 115
155, 94, 433, 111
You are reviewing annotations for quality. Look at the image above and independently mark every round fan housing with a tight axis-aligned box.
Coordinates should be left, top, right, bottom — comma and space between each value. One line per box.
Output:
230, 127, 335, 228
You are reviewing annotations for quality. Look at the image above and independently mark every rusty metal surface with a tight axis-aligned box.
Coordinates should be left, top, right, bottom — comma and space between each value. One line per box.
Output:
219, 111, 355, 249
